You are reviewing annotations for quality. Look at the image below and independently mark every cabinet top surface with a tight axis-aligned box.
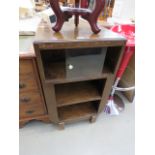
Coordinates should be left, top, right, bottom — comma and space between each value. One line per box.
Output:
34, 19, 126, 45
19, 19, 126, 56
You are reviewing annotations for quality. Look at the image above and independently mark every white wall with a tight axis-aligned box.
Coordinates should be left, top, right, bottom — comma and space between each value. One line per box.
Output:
112, 0, 135, 19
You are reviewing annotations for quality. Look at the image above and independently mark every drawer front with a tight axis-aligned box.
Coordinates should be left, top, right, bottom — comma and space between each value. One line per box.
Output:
19, 91, 46, 118
19, 74, 38, 92
19, 59, 34, 75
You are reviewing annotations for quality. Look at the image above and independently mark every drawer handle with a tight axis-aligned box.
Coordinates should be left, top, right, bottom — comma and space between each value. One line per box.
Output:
20, 97, 31, 103
19, 83, 26, 89
26, 110, 34, 114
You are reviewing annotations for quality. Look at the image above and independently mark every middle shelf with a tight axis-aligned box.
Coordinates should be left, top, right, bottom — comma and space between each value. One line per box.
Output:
55, 79, 105, 107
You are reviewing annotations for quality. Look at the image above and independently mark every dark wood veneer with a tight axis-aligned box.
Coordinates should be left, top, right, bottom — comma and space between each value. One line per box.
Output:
55, 80, 104, 107
34, 20, 126, 129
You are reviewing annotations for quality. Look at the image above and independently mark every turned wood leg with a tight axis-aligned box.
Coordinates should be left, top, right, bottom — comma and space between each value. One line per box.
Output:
82, 13, 101, 34
49, 0, 65, 32
87, 19, 101, 34
75, 0, 80, 7
75, 0, 80, 27
75, 15, 79, 27
90, 115, 97, 123
58, 122, 65, 130
82, 0, 106, 33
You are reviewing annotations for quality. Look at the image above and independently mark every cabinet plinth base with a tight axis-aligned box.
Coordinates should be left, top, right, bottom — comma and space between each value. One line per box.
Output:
19, 115, 50, 128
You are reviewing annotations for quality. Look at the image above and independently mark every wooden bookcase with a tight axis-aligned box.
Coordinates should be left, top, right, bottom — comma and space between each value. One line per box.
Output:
33, 20, 126, 129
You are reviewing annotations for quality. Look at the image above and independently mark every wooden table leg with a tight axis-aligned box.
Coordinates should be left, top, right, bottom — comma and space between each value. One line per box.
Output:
49, 0, 65, 32
75, 15, 79, 27
75, 0, 80, 27
82, 0, 106, 33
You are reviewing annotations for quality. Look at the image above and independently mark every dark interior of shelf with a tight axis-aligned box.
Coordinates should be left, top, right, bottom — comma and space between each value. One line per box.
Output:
40, 47, 117, 81
58, 101, 99, 122
104, 46, 122, 73
41, 50, 66, 79
40, 46, 122, 82
55, 79, 105, 107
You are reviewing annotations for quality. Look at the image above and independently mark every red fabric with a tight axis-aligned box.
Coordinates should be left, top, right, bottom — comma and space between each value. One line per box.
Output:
111, 24, 135, 47
111, 24, 135, 78
116, 46, 135, 78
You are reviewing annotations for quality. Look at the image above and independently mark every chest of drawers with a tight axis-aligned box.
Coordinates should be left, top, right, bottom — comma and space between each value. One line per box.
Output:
19, 53, 50, 127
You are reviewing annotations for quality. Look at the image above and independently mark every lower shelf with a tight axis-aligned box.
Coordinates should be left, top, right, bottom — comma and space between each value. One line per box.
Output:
58, 101, 99, 122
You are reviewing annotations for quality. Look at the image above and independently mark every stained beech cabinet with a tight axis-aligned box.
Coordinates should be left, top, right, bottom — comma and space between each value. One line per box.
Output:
34, 20, 126, 129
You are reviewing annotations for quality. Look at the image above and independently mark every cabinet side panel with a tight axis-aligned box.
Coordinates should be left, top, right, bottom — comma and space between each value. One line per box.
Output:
98, 74, 114, 112
34, 44, 59, 122
113, 45, 126, 76
32, 59, 47, 112
98, 45, 125, 112
33, 44, 46, 81
42, 83, 59, 122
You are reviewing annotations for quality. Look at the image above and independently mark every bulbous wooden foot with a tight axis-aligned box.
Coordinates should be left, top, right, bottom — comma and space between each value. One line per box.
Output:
58, 122, 65, 130
75, 15, 79, 27
49, 0, 64, 32
88, 20, 101, 34
52, 21, 64, 32
90, 115, 97, 123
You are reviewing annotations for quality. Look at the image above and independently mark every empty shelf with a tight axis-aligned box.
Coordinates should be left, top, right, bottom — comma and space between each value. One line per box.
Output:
58, 102, 98, 122
55, 81, 102, 107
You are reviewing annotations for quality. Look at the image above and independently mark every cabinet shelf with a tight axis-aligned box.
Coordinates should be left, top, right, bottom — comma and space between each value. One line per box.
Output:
44, 62, 111, 84
41, 47, 111, 83
58, 102, 98, 122
55, 80, 104, 107
44, 61, 65, 80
